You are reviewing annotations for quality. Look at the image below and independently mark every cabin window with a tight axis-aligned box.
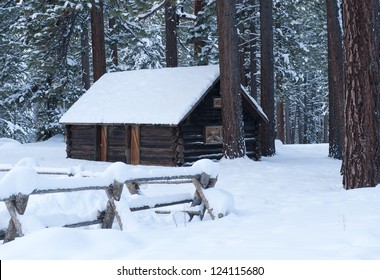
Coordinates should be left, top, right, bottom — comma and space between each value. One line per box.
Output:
205, 126, 223, 144
213, 97, 222, 108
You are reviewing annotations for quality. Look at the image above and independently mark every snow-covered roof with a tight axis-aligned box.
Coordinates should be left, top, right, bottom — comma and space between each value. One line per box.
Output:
60, 65, 220, 125
241, 85, 269, 123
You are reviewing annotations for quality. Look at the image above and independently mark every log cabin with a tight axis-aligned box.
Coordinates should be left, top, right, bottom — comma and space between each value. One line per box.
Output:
59, 65, 268, 166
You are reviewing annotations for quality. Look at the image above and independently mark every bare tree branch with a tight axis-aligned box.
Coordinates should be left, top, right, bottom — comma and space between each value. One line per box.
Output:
135, 0, 167, 21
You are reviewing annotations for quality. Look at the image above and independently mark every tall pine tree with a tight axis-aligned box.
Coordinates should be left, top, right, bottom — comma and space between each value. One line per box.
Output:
342, 0, 380, 189
216, 0, 246, 159
260, 0, 275, 156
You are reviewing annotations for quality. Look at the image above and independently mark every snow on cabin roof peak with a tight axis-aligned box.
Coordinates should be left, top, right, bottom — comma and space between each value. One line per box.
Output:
59, 65, 220, 126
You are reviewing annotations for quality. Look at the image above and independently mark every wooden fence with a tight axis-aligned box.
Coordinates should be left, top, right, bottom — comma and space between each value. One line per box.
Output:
0, 168, 219, 243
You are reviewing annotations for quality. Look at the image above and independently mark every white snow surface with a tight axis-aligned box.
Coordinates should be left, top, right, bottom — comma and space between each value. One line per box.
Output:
59, 65, 220, 125
0, 136, 380, 260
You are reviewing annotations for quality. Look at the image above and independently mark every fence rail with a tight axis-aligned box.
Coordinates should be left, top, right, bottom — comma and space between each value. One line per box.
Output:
0, 164, 99, 177
0, 166, 219, 243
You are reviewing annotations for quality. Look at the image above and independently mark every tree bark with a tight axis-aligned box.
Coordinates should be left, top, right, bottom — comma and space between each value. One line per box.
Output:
259, 0, 276, 156
303, 92, 308, 144
285, 100, 291, 144
91, 0, 106, 82
249, 1, 258, 100
194, 0, 206, 63
297, 104, 302, 144
165, 0, 178, 67
109, 17, 119, 68
326, 0, 344, 159
81, 21, 90, 90
342, 0, 380, 189
276, 98, 285, 143
216, 0, 246, 159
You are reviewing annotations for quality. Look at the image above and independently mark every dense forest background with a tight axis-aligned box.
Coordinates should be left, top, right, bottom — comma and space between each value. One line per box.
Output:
0, 0, 328, 144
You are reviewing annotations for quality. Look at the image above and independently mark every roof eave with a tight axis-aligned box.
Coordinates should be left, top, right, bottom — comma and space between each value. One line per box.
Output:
240, 86, 269, 124
60, 122, 178, 127
177, 76, 221, 125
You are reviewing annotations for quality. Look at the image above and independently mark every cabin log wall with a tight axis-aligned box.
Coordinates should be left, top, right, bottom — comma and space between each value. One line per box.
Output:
106, 126, 128, 163
181, 82, 224, 164
242, 97, 262, 160
66, 125, 97, 160
139, 126, 174, 166
243, 114, 261, 160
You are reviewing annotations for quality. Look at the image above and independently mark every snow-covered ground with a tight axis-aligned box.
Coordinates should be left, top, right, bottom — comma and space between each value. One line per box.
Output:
0, 135, 379, 260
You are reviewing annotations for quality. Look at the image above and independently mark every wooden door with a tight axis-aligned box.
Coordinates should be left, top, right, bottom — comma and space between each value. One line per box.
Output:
96, 125, 107, 161
100, 126, 107, 161
125, 126, 131, 164
130, 125, 140, 165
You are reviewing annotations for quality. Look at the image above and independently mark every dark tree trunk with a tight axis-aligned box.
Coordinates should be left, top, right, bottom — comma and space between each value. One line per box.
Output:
81, 21, 90, 90
109, 17, 119, 68
324, 114, 329, 143
326, 0, 344, 159
238, 9, 248, 89
297, 105, 302, 144
249, 0, 258, 100
91, 0, 106, 82
303, 93, 308, 144
239, 47, 247, 88
194, 0, 206, 64
342, 0, 380, 189
216, 0, 246, 159
285, 100, 291, 144
108, 0, 118, 68
165, 0, 178, 67
259, 0, 276, 156
276, 98, 285, 143
275, 51, 284, 143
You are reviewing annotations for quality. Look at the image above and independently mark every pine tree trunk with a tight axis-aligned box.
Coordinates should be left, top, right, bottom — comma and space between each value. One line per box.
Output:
216, 0, 246, 159
91, 0, 106, 82
326, 0, 344, 159
276, 98, 285, 143
342, 0, 380, 189
324, 114, 329, 143
249, 0, 258, 100
297, 105, 302, 144
81, 21, 90, 90
108, 0, 118, 68
165, 0, 178, 68
303, 93, 308, 144
194, 0, 205, 63
285, 100, 291, 144
109, 17, 118, 68
259, 0, 276, 156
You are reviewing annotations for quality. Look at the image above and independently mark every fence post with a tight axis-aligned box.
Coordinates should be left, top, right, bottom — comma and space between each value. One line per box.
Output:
126, 182, 141, 195
191, 172, 217, 220
102, 181, 125, 230
3, 194, 29, 243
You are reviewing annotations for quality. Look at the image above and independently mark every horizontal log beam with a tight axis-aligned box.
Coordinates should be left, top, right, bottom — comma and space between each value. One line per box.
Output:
155, 209, 201, 216
0, 185, 112, 202
63, 219, 103, 228
129, 198, 194, 212
123, 174, 201, 185
0, 174, 210, 202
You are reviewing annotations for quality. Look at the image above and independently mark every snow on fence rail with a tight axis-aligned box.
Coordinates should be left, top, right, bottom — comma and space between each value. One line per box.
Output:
0, 160, 98, 177
0, 159, 228, 243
